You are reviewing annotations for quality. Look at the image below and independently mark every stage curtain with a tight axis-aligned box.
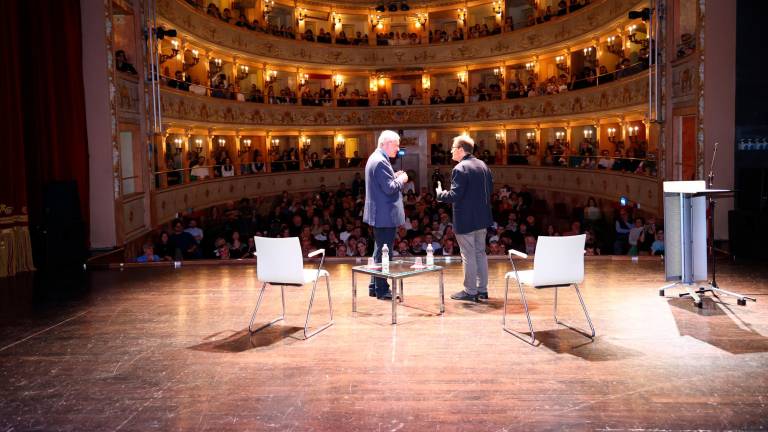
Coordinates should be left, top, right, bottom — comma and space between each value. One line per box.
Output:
0, 0, 89, 277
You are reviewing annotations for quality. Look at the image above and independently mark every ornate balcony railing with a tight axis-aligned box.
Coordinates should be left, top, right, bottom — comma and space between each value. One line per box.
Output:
161, 72, 649, 127
158, 0, 644, 68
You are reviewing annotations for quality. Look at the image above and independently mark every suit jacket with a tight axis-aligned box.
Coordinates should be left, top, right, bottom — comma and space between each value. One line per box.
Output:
436, 154, 494, 234
363, 148, 405, 227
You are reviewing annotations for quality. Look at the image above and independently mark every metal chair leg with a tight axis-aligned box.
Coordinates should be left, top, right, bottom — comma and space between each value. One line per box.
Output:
553, 283, 595, 338
502, 277, 537, 345
249, 282, 285, 333
302, 275, 334, 339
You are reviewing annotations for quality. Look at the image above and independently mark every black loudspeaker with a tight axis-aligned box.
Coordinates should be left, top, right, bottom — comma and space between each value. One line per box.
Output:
36, 181, 87, 273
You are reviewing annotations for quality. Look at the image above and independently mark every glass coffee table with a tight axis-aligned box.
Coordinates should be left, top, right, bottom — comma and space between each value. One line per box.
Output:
351, 259, 444, 324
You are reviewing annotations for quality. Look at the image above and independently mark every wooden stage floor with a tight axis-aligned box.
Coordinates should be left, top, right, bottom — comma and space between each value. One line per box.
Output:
1, 259, 767, 431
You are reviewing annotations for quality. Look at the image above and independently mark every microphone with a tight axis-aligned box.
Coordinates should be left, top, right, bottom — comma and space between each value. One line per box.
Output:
707, 141, 718, 188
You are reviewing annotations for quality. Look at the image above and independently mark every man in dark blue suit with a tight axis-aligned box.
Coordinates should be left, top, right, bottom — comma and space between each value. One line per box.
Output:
363, 130, 409, 300
436, 135, 494, 302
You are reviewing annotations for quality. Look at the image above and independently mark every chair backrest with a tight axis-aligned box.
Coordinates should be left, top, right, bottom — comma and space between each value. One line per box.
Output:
531, 234, 586, 287
254, 236, 306, 284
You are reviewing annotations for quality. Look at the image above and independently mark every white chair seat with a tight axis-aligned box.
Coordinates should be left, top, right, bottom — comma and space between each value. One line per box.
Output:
303, 269, 329, 284
505, 270, 534, 286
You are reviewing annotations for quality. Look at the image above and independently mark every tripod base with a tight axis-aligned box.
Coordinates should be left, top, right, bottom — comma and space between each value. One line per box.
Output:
659, 282, 756, 308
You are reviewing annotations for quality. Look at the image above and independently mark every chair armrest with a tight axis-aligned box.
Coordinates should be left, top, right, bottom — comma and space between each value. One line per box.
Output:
508, 248, 528, 259
308, 248, 325, 258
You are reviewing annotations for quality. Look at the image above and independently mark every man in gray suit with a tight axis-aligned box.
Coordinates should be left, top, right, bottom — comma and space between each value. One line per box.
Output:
436, 135, 494, 302
364, 130, 409, 300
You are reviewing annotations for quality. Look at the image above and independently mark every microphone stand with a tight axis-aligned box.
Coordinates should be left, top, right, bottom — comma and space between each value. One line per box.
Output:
707, 142, 718, 289
695, 142, 756, 306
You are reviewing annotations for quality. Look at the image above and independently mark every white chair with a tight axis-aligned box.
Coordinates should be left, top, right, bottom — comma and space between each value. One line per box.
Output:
503, 234, 595, 345
249, 236, 333, 339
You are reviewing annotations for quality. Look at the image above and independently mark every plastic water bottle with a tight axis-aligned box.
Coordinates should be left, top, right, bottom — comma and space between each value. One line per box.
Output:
381, 244, 390, 273
426, 243, 434, 266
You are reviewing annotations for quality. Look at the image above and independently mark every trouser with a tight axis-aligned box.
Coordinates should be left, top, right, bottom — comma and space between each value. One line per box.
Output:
455, 228, 488, 295
369, 226, 397, 295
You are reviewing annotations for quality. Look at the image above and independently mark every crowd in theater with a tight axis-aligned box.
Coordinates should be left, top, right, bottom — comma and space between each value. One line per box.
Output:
136, 174, 663, 263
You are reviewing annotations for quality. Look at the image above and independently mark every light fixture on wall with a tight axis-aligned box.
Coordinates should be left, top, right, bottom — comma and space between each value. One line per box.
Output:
421, 75, 430, 91
263, 0, 274, 19
525, 61, 536, 71
336, 135, 346, 154
607, 127, 617, 142
555, 131, 565, 141
297, 8, 307, 22
239, 138, 252, 156
298, 73, 309, 88
457, 8, 466, 22
333, 74, 344, 90
194, 137, 204, 153
332, 11, 342, 26
583, 129, 594, 142
370, 14, 383, 30
555, 55, 569, 74
183, 48, 200, 71
265, 69, 278, 83
495, 131, 505, 145
217, 137, 226, 148
456, 71, 467, 85
583, 46, 595, 56
493, 0, 503, 16
173, 137, 184, 153
300, 135, 311, 153
270, 137, 280, 153
159, 39, 180, 64
237, 65, 250, 80
415, 13, 427, 28
209, 58, 223, 78
369, 76, 378, 92
606, 35, 623, 55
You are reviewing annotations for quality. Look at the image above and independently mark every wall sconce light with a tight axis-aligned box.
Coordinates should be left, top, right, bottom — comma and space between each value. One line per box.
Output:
370, 14, 383, 30
606, 35, 624, 55
607, 127, 617, 142
184, 49, 200, 71
555, 55, 569, 74
495, 131, 505, 144
333, 74, 344, 89
377, 76, 386, 89
194, 137, 204, 153
160, 40, 180, 64
265, 69, 277, 83
493, 0, 503, 16
627, 125, 640, 136
263, 0, 274, 19
300, 136, 311, 153
525, 61, 536, 71
217, 137, 226, 148
525, 131, 537, 153
332, 11, 342, 26
457, 71, 467, 85
209, 58, 223, 77
583, 46, 595, 56
415, 13, 427, 28
173, 137, 184, 153
297, 8, 307, 22
298, 73, 309, 87
457, 8, 466, 22
493, 67, 503, 79
369, 76, 378, 92
555, 131, 565, 141
421, 75, 430, 91
270, 137, 280, 153
239, 138, 252, 156
237, 65, 250, 80
583, 129, 593, 139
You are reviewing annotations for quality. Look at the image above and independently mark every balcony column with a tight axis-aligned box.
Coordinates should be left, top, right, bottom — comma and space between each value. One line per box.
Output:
235, 133, 244, 174
263, 64, 271, 104
594, 121, 602, 154
565, 125, 572, 160
618, 118, 626, 153
534, 126, 542, 165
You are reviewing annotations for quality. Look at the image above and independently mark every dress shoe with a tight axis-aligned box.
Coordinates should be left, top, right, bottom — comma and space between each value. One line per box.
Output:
450, 290, 478, 302
376, 292, 393, 300
477, 292, 489, 300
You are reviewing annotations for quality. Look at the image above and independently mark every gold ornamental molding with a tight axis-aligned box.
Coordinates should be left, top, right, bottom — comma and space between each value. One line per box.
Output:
158, 0, 646, 68
161, 73, 649, 128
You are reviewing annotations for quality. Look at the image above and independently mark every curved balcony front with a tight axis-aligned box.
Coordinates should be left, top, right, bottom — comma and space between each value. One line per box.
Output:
159, 72, 649, 128
151, 165, 659, 225
158, 0, 645, 68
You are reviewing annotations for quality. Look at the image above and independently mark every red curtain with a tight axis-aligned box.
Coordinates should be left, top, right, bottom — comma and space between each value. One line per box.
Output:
0, 0, 89, 276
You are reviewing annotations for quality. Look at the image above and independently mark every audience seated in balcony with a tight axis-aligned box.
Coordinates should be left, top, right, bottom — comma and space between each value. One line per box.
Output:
168, 71, 191, 91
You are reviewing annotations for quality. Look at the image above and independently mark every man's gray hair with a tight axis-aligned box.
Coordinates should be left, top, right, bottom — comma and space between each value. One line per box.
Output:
452, 134, 475, 153
378, 130, 401, 147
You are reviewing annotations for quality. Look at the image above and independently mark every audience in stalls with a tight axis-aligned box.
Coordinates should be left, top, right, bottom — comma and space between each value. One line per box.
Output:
138, 173, 661, 262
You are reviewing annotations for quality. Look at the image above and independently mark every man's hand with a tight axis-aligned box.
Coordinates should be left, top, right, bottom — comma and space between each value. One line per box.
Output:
436, 181, 443, 195
396, 170, 408, 184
